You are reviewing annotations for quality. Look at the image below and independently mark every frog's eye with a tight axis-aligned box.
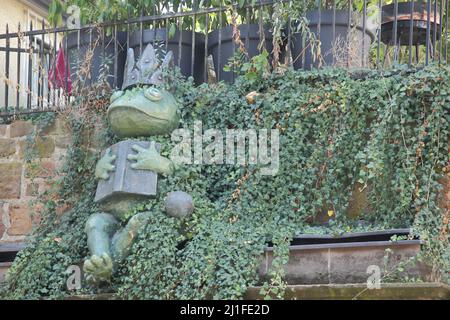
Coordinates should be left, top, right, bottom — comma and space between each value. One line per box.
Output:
110, 91, 124, 103
144, 87, 162, 101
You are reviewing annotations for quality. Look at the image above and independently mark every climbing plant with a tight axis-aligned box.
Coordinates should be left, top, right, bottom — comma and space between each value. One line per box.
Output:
0, 64, 448, 299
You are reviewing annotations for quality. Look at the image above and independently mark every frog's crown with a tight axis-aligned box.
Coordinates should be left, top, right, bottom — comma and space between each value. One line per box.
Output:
122, 43, 173, 90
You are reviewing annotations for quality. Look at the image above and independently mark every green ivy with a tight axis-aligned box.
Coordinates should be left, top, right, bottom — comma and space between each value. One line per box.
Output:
1, 64, 448, 300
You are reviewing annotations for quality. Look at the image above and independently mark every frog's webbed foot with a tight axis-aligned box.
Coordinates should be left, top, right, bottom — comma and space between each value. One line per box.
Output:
83, 253, 114, 284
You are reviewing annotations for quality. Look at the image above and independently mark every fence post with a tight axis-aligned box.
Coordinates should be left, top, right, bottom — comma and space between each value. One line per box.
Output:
4, 24, 10, 113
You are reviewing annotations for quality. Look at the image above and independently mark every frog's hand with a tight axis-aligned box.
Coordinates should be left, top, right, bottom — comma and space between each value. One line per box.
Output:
95, 148, 116, 180
127, 142, 174, 176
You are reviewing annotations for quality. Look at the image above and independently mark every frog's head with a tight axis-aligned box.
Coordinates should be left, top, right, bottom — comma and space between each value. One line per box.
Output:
108, 43, 180, 137
107, 86, 180, 137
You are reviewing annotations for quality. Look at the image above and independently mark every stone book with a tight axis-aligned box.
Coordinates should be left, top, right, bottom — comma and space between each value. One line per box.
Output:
94, 139, 160, 203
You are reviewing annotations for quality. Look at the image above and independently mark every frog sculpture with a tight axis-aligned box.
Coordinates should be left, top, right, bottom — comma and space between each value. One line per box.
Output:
83, 44, 194, 284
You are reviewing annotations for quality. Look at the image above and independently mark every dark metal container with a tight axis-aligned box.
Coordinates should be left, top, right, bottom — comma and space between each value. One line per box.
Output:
208, 24, 273, 83
291, 10, 375, 69
64, 29, 128, 89
381, 1, 441, 45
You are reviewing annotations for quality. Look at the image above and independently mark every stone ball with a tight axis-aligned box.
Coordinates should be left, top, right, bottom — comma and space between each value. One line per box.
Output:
165, 191, 194, 218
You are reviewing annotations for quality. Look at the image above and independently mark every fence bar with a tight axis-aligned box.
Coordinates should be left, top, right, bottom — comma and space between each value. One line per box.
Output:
166, 2, 171, 52
57, 42, 61, 109
231, 3, 237, 80
140, 8, 144, 56
317, 0, 321, 43
47, 33, 51, 109
317, 0, 321, 68
16, 23, 21, 114
191, 2, 196, 78
245, 4, 250, 50
52, 27, 57, 108
409, 1, 414, 65
178, 6, 182, 68
67, 30, 71, 104
127, 5, 130, 51
114, 25, 118, 89
347, 0, 352, 68
438, 0, 443, 64
4, 25, 10, 113
88, 28, 92, 89
0, 109, 56, 117
426, 0, 431, 64
377, 0, 382, 67
362, 0, 366, 68
287, 0, 292, 67
38, 19, 45, 109
101, 27, 105, 64
258, 0, 264, 53
27, 22, 33, 109
433, 0, 438, 60
204, 10, 209, 82
445, 0, 449, 62
152, 4, 157, 53
63, 31, 67, 106
162, 0, 167, 52
217, 3, 223, 81
77, 28, 80, 66
393, 0, 398, 63
0, 47, 44, 53
332, 0, 336, 66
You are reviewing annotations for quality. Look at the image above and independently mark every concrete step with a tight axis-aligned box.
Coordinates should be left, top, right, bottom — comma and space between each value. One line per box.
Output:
245, 283, 450, 300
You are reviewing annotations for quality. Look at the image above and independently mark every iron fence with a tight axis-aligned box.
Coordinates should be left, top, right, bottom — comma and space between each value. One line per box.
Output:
0, 0, 448, 118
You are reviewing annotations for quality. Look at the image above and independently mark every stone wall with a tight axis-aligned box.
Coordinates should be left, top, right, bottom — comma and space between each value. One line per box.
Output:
0, 118, 70, 243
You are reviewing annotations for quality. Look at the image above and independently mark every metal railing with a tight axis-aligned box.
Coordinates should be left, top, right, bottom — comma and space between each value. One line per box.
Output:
0, 0, 448, 118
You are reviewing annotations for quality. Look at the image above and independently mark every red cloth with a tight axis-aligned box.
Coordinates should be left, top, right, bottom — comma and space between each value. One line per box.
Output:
49, 48, 72, 94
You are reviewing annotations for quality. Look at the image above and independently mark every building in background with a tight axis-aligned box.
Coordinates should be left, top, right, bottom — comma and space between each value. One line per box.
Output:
0, 0, 55, 111
0, 0, 51, 32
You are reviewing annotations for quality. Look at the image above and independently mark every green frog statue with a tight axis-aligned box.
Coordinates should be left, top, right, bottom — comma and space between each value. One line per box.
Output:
83, 44, 194, 284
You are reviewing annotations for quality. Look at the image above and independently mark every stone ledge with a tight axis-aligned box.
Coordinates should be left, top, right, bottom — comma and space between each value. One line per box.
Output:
259, 239, 428, 285
0, 242, 25, 279
0, 242, 26, 253
245, 283, 450, 300
63, 293, 117, 300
